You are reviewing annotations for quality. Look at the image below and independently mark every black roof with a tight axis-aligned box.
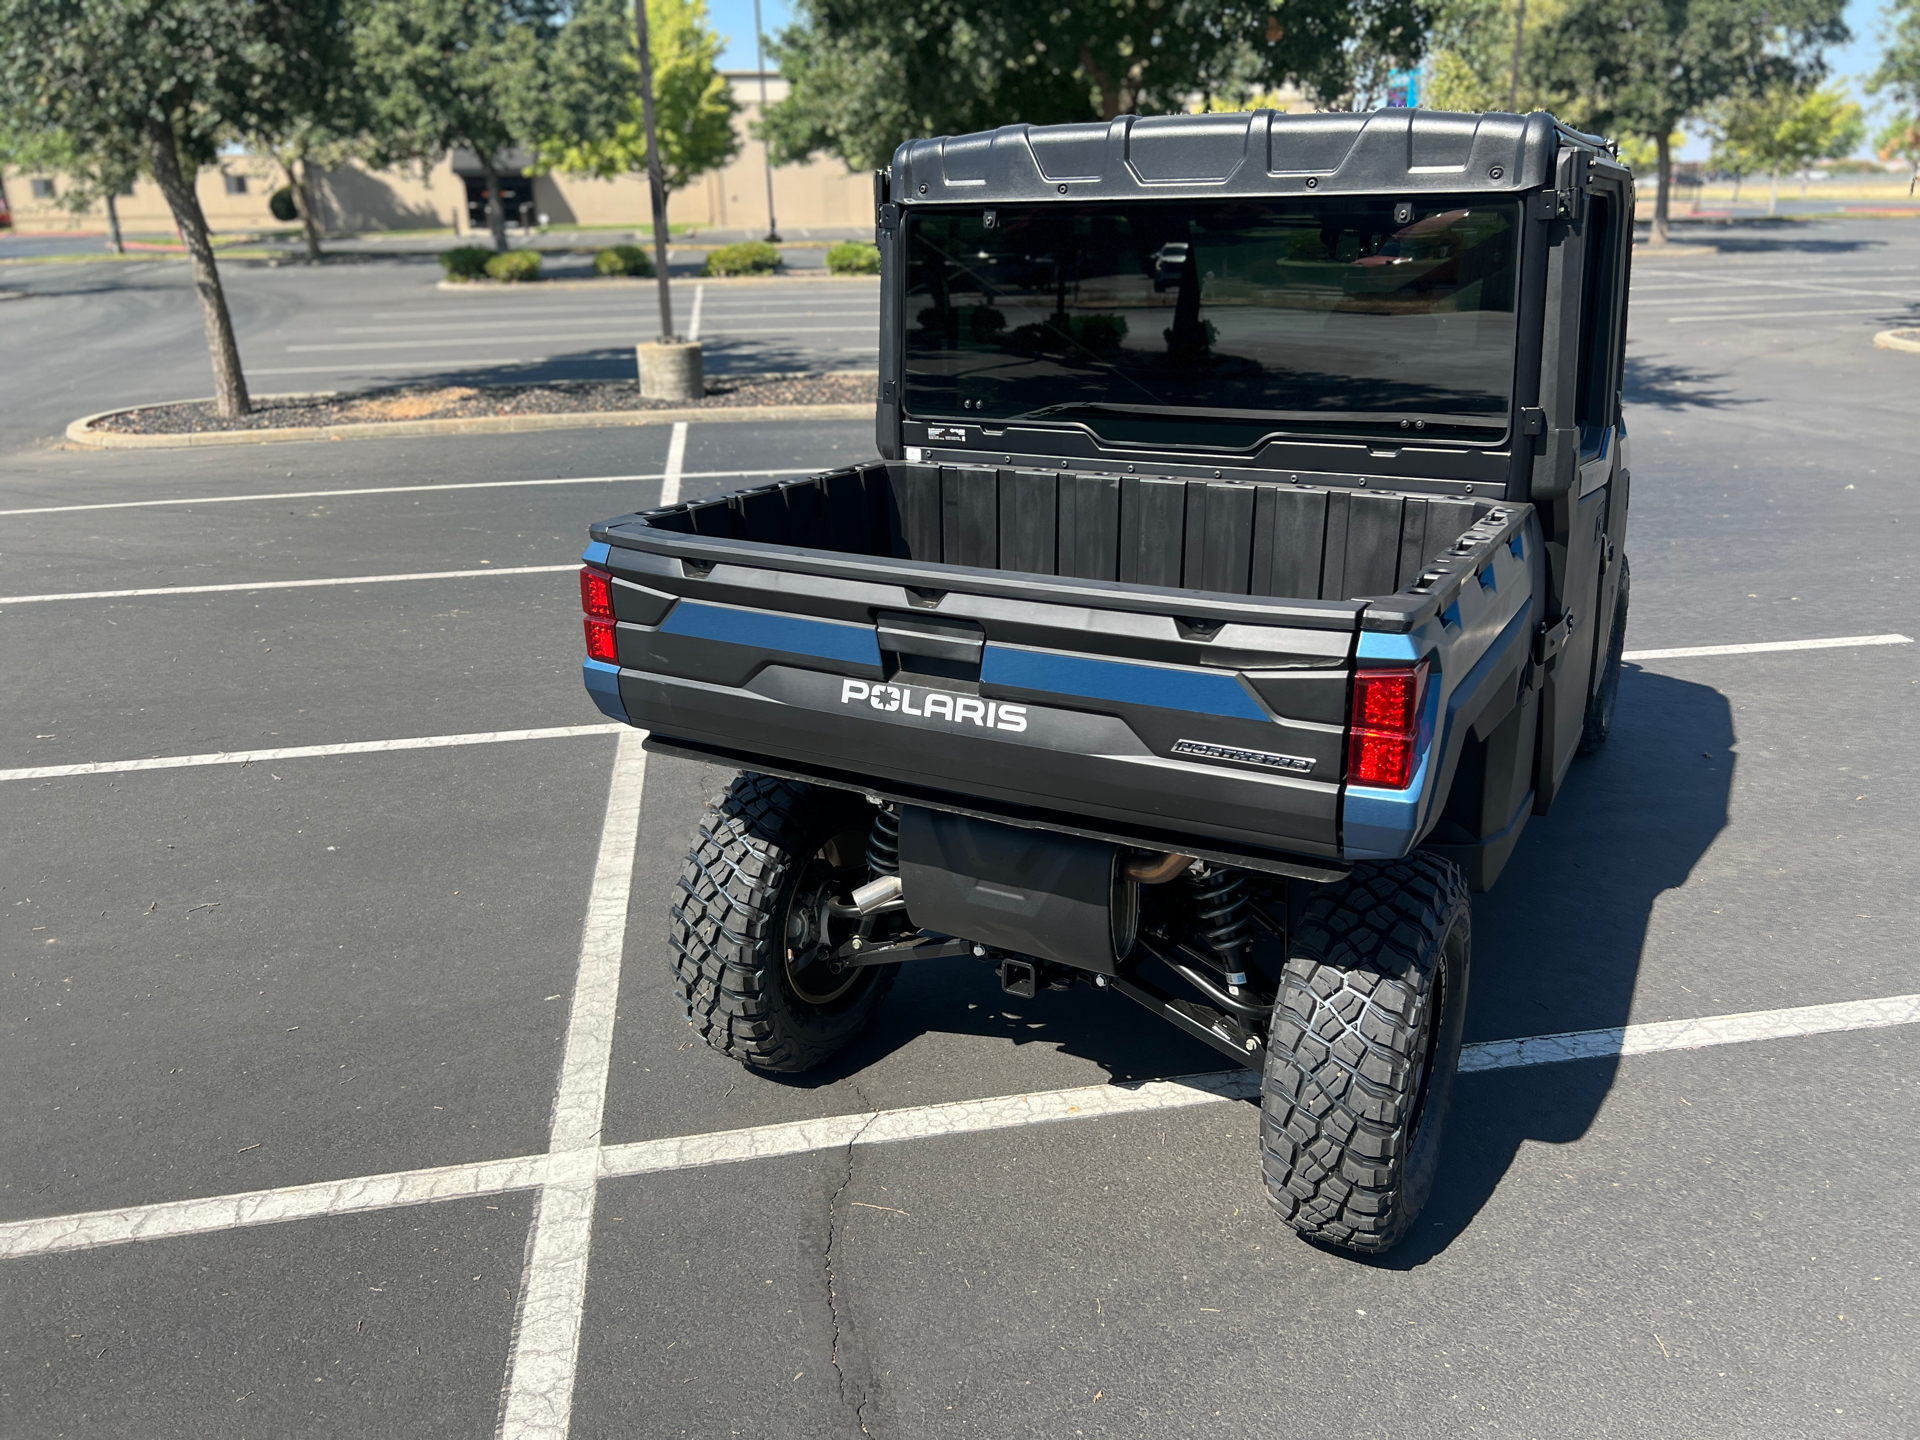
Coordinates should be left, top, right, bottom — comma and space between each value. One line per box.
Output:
892, 109, 1597, 206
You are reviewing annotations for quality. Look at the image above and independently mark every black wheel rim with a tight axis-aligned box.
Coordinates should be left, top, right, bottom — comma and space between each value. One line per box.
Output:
781, 828, 869, 1006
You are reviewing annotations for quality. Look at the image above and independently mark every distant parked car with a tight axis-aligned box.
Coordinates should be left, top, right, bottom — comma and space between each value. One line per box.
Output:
1150, 240, 1190, 290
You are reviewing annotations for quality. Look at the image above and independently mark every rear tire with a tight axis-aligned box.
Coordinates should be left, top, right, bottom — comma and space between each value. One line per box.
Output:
1259, 855, 1471, 1254
1579, 555, 1630, 754
670, 774, 895, 1074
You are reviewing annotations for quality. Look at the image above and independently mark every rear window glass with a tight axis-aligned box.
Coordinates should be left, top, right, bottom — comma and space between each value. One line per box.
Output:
903, 199, 1521, 450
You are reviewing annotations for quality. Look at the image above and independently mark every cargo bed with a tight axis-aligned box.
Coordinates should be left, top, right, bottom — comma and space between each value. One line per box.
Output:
587, 460, 1541, 873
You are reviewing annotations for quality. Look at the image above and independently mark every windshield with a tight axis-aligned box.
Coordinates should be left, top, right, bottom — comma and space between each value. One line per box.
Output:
903, 199, 1521, 449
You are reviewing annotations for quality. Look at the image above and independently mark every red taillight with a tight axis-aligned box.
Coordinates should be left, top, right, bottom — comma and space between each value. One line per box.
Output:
584, 617, 618, 663
580, 566, 614, 621
581, 565, 617, 663
1349, 663, 1428, 789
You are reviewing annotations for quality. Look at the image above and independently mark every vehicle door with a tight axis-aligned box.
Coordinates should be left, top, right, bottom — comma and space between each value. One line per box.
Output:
1534, 149, 1632, 810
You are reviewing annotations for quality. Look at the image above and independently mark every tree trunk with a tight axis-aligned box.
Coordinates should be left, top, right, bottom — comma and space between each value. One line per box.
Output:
146, 116, 250, 418
1651, 131, 1672, 246
1080, 48, 1123, 121
1731, 172, 1742, 202
1768, 168, 1778, 216
480, 153, 508, 253
104, 193, 125, 254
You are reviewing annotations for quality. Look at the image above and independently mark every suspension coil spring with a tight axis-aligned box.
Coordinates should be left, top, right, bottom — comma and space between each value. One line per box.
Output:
867, 804, 901, 878
1187, 865, 1252, 983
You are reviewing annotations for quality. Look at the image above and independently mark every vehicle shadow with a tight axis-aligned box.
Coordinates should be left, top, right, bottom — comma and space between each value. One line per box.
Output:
1378, 665, 1734, 1268
1622, 357, 1746, 410
774, 667, 1735, 1272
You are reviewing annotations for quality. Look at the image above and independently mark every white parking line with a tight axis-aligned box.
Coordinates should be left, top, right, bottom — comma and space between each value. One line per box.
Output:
1660, 307, 1917, 326
251, 358, 535, 375
0, 563, 575, 606
686, 283, 704, 343
658, 421, 688, 507
499, 730, 648, 1440
1624, 633, 1911, 660
2, 992, 1913, 1262
0, 466, 816, 518
0, 724, 623, 784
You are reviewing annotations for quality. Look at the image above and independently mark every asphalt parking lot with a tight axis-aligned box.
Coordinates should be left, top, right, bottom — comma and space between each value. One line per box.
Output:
2, 220, 1918, 1438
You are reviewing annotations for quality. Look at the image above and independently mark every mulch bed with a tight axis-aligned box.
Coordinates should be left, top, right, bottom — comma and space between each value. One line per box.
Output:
90, 373, 876, 435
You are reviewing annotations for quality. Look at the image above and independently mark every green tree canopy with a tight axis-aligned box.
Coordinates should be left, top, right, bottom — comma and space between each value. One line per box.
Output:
0, 0, 352, 415
1534, 0, 1847, 242
355, 0, 627, 250
760, 0, 1430, 175
1871, 0, 1920, 188
1710, 82, 1864, 211
540, 0, 741, 194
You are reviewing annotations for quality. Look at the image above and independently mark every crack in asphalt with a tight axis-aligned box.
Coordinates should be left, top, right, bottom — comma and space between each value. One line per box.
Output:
824, 1084, 880, 1438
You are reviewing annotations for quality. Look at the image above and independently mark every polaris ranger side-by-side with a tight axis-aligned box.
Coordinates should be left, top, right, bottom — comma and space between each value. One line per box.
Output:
579, 109, 1633, 1254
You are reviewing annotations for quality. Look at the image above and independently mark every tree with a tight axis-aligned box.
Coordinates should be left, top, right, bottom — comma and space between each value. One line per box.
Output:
540, 0, 741, 196
1870, 0, 1920, 193
1712, 83, 1862, 213
1534, 0, 1847, 244
760, 0, 1431, 175
2, 126, 144, 253
247, 5, 366, 262
356, 0, 624, 252
1881, 115, 1920, 193
0, 0, 336, 416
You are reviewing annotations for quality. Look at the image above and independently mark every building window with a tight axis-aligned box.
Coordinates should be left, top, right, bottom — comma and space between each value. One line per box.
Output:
30, 177, 55, 199
117, 181, 136, 197
223, 174, 248, 196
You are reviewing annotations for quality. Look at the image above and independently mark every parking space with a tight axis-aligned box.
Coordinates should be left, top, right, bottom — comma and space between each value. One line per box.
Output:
0, 257, 877, 452
2, 218, 1917, 1438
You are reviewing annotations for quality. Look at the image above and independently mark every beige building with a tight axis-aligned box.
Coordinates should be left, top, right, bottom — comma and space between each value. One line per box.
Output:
1, 74, 873, 239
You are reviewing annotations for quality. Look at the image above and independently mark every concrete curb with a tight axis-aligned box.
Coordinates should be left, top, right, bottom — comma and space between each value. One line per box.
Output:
434, 272, 875, 292
66, 401, 873, 450
1874, 328, 1920, 354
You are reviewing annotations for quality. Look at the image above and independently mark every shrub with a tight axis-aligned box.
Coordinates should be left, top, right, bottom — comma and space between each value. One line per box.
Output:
825, 241, 881, 275
268, 186, 298, 223
440, 246, 493, 281
702, 240, 781, 276
484, 250, 543, 283
594, 244, 653, 277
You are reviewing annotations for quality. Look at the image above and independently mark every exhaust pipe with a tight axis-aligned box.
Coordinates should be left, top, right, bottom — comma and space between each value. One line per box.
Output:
1123, 851, 1194, 884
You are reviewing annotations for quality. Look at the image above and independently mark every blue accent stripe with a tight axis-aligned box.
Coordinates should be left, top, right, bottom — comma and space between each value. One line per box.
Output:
582, 541, 611, 567
1357, 630, 1420, 663
582, 658, 627, 721
660, 599, 883, 667
982, 645, 1269, 722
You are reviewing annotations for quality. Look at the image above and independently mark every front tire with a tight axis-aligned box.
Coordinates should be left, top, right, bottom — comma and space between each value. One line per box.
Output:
1259, 856, 1472, 1254
670, 774, 895, 1074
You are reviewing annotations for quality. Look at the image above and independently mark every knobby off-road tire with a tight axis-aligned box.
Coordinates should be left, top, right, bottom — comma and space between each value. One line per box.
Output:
1579, 554, 1630, 754
1260, 855, 1472, 1254
670, 774, 896, 1073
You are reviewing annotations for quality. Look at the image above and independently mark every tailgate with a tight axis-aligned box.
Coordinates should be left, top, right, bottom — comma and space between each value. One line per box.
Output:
589, 539, 1361, 868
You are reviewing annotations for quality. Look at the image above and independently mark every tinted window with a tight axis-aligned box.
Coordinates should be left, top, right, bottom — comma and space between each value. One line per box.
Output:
904, 199, 1521, 450
1576, 194, 1623, 433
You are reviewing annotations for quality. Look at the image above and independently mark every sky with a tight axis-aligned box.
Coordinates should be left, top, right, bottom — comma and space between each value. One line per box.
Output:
707, 0, 1901, 159
709, 0, 791, 72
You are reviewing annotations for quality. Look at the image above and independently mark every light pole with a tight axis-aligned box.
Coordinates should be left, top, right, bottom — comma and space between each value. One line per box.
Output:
636, 0, 674, 340
1508, 0, 1527, 113
754, 0, 780, 242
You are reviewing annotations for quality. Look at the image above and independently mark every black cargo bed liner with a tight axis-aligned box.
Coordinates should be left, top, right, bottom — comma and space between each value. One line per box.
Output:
635, 460, 1492, 603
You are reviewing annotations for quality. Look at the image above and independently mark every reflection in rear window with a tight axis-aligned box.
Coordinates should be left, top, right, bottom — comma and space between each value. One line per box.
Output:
903, 199, 1520, 450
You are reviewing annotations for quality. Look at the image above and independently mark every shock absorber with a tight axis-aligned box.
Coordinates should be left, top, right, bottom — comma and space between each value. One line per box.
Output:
1186, 864, 1252, 993
867, 803, 901, 878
